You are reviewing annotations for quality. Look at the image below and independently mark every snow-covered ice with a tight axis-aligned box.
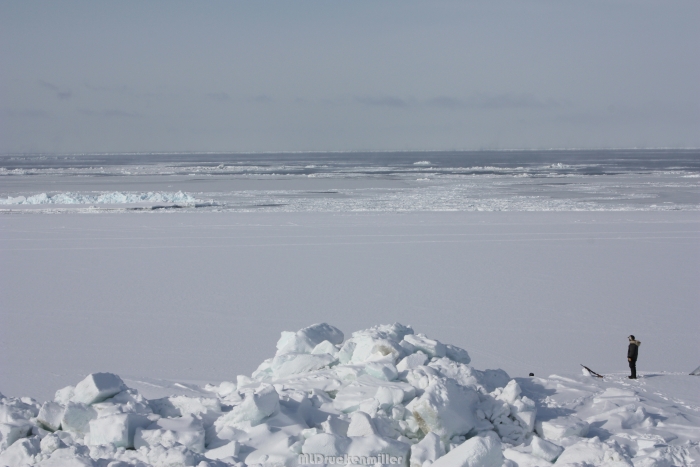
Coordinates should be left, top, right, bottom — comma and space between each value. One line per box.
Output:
71, 373, 126, 406
2, 210, 697, 402
1, 151, 698, 465
1, 323, 698, 466
0, 191, 198, 206
1, 150, 698, 212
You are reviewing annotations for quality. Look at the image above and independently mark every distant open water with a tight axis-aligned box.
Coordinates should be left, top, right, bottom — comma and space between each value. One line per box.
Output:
1, 149, 698, 212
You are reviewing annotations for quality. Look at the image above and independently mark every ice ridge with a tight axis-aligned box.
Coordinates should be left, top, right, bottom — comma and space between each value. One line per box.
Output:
0, 191, 197, 205
1, 323, 698, 466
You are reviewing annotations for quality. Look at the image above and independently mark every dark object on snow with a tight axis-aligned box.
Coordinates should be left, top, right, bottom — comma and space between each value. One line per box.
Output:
529, 373, 534, 377
580, 364, 604, 378
690, 365, 700, 376
628, 336, 641, 379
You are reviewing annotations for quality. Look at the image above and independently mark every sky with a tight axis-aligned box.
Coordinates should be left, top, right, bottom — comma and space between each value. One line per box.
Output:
1, 1, 698, 153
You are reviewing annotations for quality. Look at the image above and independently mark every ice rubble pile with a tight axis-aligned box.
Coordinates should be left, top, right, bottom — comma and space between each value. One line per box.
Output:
1, 323, 699, 467
0, 191, 197, 205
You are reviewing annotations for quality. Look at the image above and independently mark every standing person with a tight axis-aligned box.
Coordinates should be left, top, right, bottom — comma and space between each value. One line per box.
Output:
627, 335, 641, 379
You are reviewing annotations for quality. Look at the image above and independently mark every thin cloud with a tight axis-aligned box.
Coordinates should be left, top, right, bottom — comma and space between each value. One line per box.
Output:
426, 96, 466, 110
355, 96, 410, 108
467, 93, 558, 109
38, 80, 72, 100
252, 94, 272, 103
206, 92, 231, 102
352, 94, 559, 110
84, 83, 129, 93
427, 93, 561, 110
78, 109, 141, 118
3, 109, 50, 118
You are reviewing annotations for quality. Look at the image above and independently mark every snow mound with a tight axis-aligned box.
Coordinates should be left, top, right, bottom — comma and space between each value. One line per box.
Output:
0, 191, 198, 205
1, 323, 699, 466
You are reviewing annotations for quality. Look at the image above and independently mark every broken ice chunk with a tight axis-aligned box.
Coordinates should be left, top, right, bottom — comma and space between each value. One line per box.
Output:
37, 402, 65, 432
555, 436, 630, 466
54, 386, 74, 405
214, 381, 237, 398
39, 433, 67, 454
0, 436, 41, 466
431, 432, 503, 467
375, 386, 403, 410
214, 384, 279, 430
141, 443, 203, 466
0, 397, 39, 423
61, 402, 97, 436
321, 415, 349, 436
272, 352, 336, 378
348, 335, 404, 364
536, 416, 589, 440
87, 413, 151, 448
312, 340, 340, 357
445, 344, 471, 365
0, 422, 32, 451
205, 440, 240, 460
302, 433, 351, 457
70, 373, 126, 405
276, 323, 344, 356
338, 340, 357, 364
134, 415, 205, 453
346, 434, 410, 464
364, 362, 399, 381
530, 435, 564, 462
410, 432, 445, 467
333, 377, 413, 413
347, 411, 378, 437
510, 396, 537, 432
407, 377, 479, 440
359, 399, 380, 418
497, 380, 522, 405
397, 352, 429, 372
402, 334, 446, 359
169, 395, 221, 427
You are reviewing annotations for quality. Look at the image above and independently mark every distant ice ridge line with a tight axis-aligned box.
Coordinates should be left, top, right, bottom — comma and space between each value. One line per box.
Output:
0, 191, 198, 205
3, 147, 699, 157
1, 322, 699, 466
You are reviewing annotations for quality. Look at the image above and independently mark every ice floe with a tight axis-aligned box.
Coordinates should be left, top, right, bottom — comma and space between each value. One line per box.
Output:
1, 323, 699, 466
1, 152, 698, 213
0, 191, 198, 206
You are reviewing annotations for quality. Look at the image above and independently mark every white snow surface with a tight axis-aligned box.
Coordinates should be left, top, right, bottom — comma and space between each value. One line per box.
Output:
1, 153, 697, 466
2, 211, 697, 402
0, 191, 198, 206
0, 323, 698, 467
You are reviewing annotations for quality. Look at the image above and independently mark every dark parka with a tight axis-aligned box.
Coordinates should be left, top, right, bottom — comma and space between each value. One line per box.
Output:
628, 339, 640, 361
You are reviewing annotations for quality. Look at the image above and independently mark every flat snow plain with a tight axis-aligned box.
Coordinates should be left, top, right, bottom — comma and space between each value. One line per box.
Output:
2, 211, 698, 400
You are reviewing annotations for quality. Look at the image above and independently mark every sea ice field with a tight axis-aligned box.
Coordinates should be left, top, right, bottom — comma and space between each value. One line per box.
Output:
1, 150, 699, 213
1, 150, 699, 466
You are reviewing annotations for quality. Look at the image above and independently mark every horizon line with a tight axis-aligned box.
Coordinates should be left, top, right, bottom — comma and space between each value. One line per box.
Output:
2, 147, 699, 157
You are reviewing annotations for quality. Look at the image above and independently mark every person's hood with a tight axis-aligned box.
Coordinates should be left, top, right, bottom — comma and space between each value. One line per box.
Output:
629, 339, 641, 346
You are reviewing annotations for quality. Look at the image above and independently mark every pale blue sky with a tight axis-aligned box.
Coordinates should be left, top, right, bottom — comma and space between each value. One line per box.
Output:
1, 1, 698, 153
